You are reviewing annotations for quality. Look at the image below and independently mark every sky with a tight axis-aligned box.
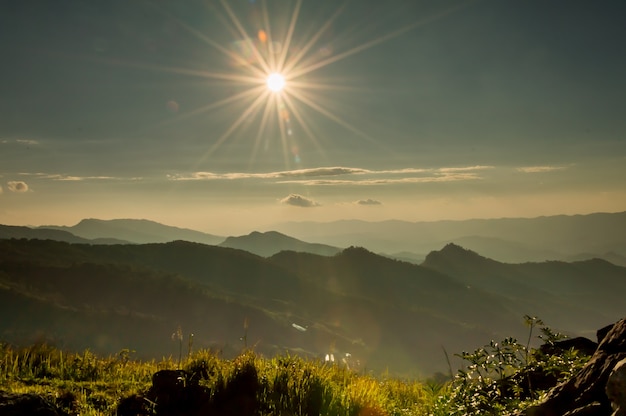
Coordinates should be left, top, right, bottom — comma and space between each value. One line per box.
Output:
1, 0, 626, 235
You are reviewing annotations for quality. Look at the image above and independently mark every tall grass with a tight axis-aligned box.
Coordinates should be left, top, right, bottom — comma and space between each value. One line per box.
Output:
0, 343, 431, 415
0, 317, 587, 416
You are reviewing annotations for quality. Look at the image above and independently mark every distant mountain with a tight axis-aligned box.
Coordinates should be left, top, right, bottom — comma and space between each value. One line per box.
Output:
42, 218, 224, 245
565, 251, 626, 267
440, 235, 564, 263
270, 211, 626, 264
382, 251, 426, 264
0, 224, 126, 244
0, 238, 524, 376
2, 238, 624, 376
219, 231, 342, 257
421, 243, 626, 336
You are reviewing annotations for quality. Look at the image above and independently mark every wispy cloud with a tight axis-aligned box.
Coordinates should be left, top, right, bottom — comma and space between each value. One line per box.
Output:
169, 165, 491, 184
1, 138, 40, 146
168, 167, 369, 181
277, 172, 483, 185
18, 173, 140, 181
16, 139, 40, 146
356, 198, 382, 205
280, 194, 320, 207
44, 174, 120, 181
7, 181, 29, 192
438, 165, 494, 172
517, 166, 567, 173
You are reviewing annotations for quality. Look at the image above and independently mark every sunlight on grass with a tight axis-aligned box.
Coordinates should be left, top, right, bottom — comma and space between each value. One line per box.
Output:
0, 343, 432, 415
0, 321, 585, 416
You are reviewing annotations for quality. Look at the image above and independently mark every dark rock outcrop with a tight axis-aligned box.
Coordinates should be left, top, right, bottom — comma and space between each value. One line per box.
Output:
539, 336, 598, 357
0, 391, 68, 416
606, 357, 626, 416
526, 318, 626, 416
116, 369, 212, 416
116, 360, 262, 416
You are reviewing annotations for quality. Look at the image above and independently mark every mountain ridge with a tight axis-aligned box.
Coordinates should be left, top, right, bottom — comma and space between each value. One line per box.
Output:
219, 230, 342, 257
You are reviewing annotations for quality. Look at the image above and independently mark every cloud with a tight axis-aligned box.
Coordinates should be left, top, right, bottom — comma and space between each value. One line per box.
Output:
517, 166, 567, 173
19, 173, 140, 181
356, 199, 382, 205
280, 194, 320, 207
438, 165, 494, 172
277, 172, 482, 186
7, 181, 29, 192
279, 167, 369, 177
170, 165, 490, 184
16, 139, 40, 146
1, 138, 40, 146
0, 185, 3, 194
168, 167, 369, 181
43, 174, 120, 181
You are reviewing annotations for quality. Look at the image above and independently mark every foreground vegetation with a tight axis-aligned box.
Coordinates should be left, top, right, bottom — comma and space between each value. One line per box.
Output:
0, 317, 591, 415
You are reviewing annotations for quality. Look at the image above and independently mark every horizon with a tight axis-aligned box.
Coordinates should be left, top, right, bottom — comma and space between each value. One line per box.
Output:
2, 0, 625, 234
7, 208, 626, 238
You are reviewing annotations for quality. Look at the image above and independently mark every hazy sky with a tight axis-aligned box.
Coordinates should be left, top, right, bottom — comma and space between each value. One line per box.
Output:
2, 0, 625, 235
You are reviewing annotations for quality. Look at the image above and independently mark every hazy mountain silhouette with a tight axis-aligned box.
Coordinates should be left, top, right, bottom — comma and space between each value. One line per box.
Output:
42, 218, 224, 245
219, 231, 342, 257
5, 211, 625, 266
270, 211, 626, 265
0, 238, 530, 376
0, 224, 126, 244
422, 243, 626, 336
2, 235, 625, 375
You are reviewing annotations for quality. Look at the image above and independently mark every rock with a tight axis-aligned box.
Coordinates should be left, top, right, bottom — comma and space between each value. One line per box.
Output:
116, 369, 212, 416
149, 369, 190, 410
0, 390, 68, 416
606, 358, 626, 416
526, 318, 626, 416
540, 337, 598, 357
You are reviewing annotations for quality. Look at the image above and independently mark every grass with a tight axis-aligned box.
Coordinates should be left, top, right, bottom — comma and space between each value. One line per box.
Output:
0, 318, 590, 415
0, 342, 434, 415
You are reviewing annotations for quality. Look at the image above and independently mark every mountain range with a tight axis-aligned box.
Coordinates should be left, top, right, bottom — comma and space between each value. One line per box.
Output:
3, 211, 626, 265
268, 211, 626, 265
1, 214, 625, 376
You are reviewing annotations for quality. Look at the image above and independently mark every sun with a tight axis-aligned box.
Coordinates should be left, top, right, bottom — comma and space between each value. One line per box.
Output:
266, 72, 286, 93
131, 0, 452, 170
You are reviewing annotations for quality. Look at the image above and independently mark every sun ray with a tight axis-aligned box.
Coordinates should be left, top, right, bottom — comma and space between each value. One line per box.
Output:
288, 88, 379, 145
285, 79, 368, 93
282, 2, 347, 75
281, 91, 328, 162
148, 85, 267, 132
288, 1, 474, 79
261, 0, 277, 70
194, 90, 272, 168
276, 0, 302, 72
249, 94, 277, 167
146, 1, 267, 79
219, 0, 272, 75
275, 94, 293, 169
93, 56, 261, 84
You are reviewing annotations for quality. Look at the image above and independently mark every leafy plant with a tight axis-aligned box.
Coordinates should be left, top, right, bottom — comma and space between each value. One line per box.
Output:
432, 316, 590, 415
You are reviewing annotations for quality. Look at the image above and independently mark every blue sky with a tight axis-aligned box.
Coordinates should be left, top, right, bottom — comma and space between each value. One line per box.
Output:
1, 0, 625, 234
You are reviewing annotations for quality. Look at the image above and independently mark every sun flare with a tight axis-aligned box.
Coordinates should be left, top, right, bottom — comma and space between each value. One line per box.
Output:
131, 0, 452, 170
266, 72, 286, 93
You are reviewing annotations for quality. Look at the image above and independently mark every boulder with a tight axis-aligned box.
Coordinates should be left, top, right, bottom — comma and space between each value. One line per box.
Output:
606, 357, 626, 416
0, 391, 68, 416
540, 337, 598, 357
526, 318, 626, 416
